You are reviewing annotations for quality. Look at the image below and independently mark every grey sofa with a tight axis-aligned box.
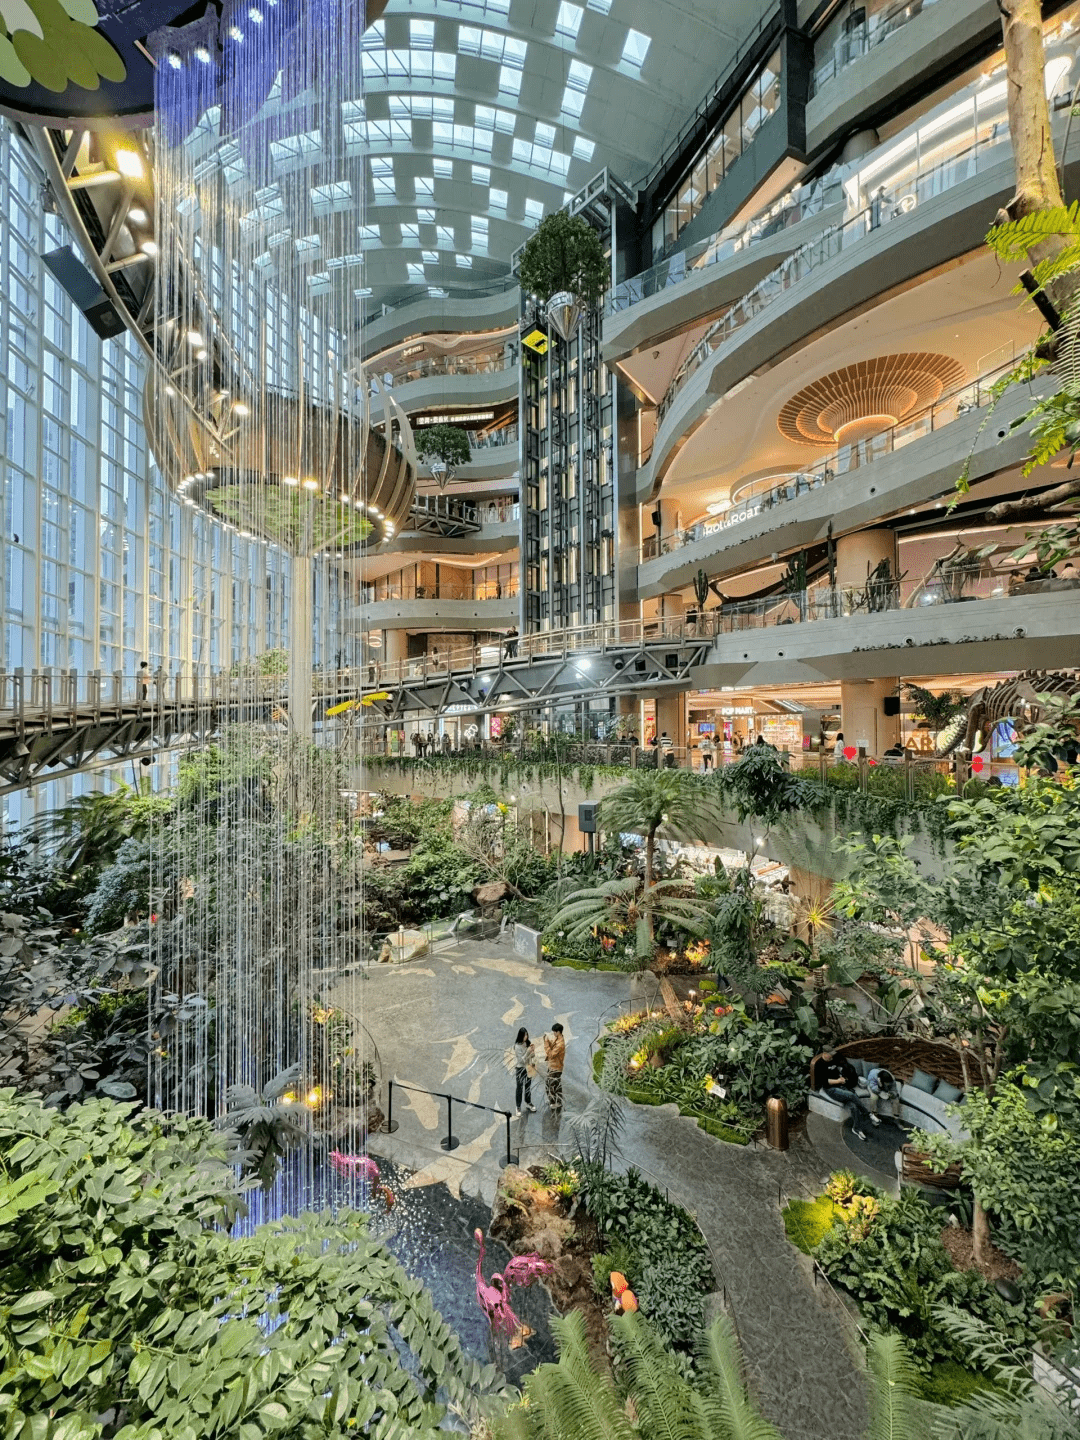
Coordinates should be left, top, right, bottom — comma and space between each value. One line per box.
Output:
808, 1055, 968, 1141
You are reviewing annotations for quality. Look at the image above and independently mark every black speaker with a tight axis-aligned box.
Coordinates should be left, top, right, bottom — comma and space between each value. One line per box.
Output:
578, 802, 598, 834
42, 246, 126, 341
665, 654, 678, 669
883, 696, 901, 716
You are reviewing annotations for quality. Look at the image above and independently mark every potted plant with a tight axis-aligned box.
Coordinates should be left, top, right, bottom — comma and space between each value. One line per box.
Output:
517, 210, 609, 341
414, 424, 471, 488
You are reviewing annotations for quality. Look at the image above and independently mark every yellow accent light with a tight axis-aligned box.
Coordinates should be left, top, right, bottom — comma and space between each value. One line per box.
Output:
522, 327, 549, 355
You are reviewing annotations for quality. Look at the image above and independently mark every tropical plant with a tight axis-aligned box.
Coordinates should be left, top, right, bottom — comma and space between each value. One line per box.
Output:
218, 1062, 312, 1190
693, 567, 711, 613
904, 684, 967, 732
517, 209, 609, 306
26, 782, 169, 878
717, 744, 812, 825
0, 1091, 510, 1437
496, 1306, 941, 1440
548, 875, 709, 966
598, 768, 720, 908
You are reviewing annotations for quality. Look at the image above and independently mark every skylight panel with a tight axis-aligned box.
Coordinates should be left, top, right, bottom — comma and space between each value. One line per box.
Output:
472, 216, 489, 253
358, 224, 380, 242
373, 174, 394, 196
270, 128, 322, 168
573, 135, 595, 161
294, 234, 321, 259
473, 164, 491, 183
499, 65, 522, 97
621, 28, 650, 72
434, 157, 453, 178
418, 208, 436, 223
218, 140, 246, 185
556, 2, 583, 39
327, 254, 364, 270
410, 18, 434, 48
490, 188, 508, 210
423, 250, 439, 263
587, 0, 611, 10
416, 175, 435, 196
437, 225, 455, 247
363, 20, 385, 48
406, 263, 425, 282
311, 180, 352, 215
402, 223, 420, 242
562, 58, 592, 117
535, 122, 556, 148
307, 272, 331, 296
428, 286, 449, 298
355, 286, 373, 298
455, 253, 473, 268
525, 197, 544, 222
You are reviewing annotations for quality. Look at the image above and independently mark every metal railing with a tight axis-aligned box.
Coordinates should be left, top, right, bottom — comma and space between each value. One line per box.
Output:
654, 125, 1015, 433
383, 1076, 520, 1167
608, 175, 842, 315
642, 360, 1025, 559
364, 276, 519, 328
810, 0, 942, 97
371, 348, 516, 390
362, 579, 519, 603
468, 423, 519, 452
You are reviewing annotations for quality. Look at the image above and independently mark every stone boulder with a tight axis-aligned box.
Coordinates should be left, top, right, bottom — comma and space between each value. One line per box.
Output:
473, 879, 511, 911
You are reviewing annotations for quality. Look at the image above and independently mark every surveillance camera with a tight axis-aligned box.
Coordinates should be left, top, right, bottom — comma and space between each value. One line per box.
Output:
905, 637, 915, 646
1014, 627, 1026, 638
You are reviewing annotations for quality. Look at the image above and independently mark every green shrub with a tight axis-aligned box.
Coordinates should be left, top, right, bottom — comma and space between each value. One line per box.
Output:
920, 1359, 997, 1408
637, 1256, 707, 1350
591, 1238, 640, 1295
783, 1196, 842, 1254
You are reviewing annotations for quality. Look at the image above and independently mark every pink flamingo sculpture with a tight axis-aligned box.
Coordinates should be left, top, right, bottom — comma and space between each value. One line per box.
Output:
330, 1150, 396, 1209
474, 1229, 554, 1348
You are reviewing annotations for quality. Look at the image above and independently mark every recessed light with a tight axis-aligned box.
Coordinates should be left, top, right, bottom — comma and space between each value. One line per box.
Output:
283, 476, 298, 485
186, 330, 204, 347
129, 207, 148, 224
115, 149, 144, 180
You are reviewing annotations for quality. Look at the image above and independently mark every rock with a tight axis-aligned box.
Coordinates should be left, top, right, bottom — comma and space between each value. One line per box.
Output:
377, 929, 428, 963
490, 1165, 532, 1241
473, 880, 511, 909
526, 1225, 565, 1260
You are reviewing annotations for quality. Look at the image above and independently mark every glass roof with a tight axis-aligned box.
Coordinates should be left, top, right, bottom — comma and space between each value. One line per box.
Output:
179, 0, 761, 318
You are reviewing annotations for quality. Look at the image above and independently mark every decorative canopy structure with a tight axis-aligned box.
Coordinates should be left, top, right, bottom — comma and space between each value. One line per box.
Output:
777, 353, 967, 447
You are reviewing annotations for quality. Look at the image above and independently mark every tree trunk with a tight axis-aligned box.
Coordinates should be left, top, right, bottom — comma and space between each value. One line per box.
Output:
972, 1196, 992, 1268
644, 828, 656, 941
1000, 0, 1077, 318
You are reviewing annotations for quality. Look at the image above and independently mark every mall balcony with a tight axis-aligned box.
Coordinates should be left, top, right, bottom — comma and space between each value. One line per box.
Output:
352, 567, 519, 633
361, 283, 519, 357
383, 494, 520, 558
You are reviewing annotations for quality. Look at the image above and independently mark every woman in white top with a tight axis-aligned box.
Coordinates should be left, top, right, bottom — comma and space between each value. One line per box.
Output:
513, 1027, 536, 1115
700, 735, 715, 772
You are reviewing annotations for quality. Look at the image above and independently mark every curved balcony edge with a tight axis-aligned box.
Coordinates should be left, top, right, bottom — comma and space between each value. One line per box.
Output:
690, 591, 1080, 688
387, 365, 518, 416
362, 287, 521, 356
633, 384, 1042, 598
351, 597, 519, 630
634, 140, 1080, 507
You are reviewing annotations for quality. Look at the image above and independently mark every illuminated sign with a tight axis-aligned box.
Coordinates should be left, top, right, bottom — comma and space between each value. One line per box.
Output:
522, 327, 549, 354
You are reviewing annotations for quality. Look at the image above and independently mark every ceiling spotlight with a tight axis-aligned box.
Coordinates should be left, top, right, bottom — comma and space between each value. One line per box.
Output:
232, 401, 250, 415
239, 529, 252, 537
129, 206, 148, 224
167, 51, 182, 69
115, 149, 144, 180
302, 478, 319, 490
195, 349, 208, 362
195, 45, 211, 63
283, 476, 298, 485
339, 492, 350, 502
165, 385, 175, 396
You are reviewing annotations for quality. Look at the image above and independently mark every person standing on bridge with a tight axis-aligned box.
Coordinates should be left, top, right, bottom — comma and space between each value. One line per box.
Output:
504, 626, 518, 660
137, 661, 150, 703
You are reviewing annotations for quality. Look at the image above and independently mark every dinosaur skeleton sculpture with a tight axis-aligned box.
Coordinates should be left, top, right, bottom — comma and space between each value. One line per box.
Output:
934, 671, 1080, 757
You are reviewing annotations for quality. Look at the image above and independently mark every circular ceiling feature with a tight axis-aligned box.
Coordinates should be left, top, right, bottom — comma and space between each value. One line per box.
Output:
777, 353, 966, 446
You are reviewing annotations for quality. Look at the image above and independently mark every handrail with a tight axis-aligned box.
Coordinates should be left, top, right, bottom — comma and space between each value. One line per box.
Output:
809, 0, 943, 99
383, 1076, 519, 1166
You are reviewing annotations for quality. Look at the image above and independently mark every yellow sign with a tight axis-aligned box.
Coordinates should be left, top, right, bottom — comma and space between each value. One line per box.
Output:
522, 327, 549, 355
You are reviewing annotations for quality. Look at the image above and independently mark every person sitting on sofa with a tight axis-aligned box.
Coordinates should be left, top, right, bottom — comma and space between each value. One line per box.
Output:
821, 1050, 879, 1141
866, 1065, 898, 1119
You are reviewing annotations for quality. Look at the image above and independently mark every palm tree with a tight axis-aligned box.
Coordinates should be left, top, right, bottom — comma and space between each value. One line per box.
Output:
549, 875, 710, 967
495, 1309, 940, 1440
598, 770, 721, 940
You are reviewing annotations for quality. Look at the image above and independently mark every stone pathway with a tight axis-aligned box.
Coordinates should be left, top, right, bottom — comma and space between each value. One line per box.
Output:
344, 940, 867, 1440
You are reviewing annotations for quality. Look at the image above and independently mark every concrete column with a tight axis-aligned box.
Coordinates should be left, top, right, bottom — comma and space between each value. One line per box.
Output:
383, 628, 407, 663
840, 677, 899, 757
835, 528, 896, 590
655, 691, 687, 762
289, 554, 313, 738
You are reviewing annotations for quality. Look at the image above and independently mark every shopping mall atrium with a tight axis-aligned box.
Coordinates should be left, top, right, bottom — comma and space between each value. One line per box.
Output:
1, 1, 1079, 1436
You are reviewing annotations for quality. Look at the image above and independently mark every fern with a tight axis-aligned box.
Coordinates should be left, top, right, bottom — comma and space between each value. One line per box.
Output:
986, 202, 1080, 261
692, 1314, 785, 1440
502, 1309, 636, 1440
864, 1331, 935, 1440
611, 1314, 701, 1440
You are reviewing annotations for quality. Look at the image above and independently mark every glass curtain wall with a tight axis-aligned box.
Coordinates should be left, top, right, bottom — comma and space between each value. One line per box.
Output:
0, 123, 289, 826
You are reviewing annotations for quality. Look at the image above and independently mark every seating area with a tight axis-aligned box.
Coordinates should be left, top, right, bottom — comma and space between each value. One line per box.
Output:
808, 1037, 970, 1141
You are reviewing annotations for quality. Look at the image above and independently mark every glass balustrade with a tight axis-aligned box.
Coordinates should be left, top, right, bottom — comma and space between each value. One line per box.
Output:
641, 359, 1022, 560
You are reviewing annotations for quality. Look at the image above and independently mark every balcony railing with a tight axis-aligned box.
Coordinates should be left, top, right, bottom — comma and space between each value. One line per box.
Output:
607, 174, 842, 316
654, 130, 1016, 433
373, 348, 516, 389
363, 580, 519, 603
469, 424, 519, 451
359, 571, 1080, 687
810, 0, 943, 98
641, 359, 1025, 559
